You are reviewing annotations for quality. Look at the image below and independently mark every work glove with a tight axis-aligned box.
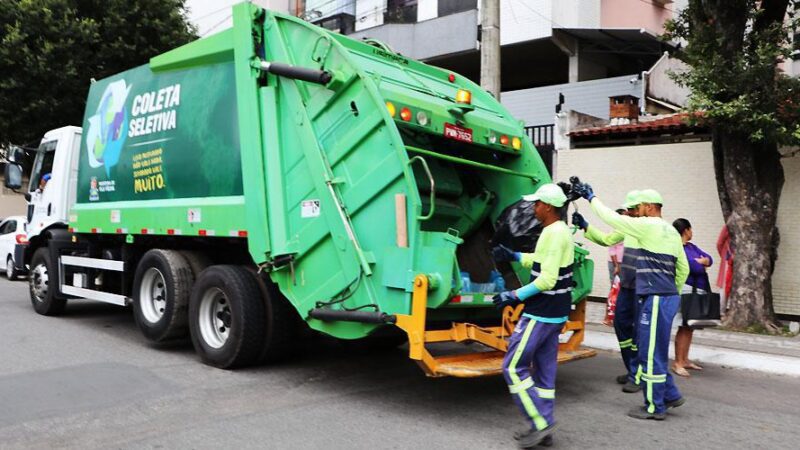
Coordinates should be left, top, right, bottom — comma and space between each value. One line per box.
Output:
572, 212, 589, 230
492, 290, 521, 310
492, 244, 521, 262
573, 182, 595, 201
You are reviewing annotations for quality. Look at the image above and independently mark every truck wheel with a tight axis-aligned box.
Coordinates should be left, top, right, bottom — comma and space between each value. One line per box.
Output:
252, 273, 298, 364
30, 247, 66, 316
6, 255, 19, 280
180, 251, 212, 278
189, 265, 266, 369
133, 249, 193, 342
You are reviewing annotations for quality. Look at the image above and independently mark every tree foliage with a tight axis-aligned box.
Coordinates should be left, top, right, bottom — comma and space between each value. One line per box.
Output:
665, 0, 800, 146
0, 0, 197, 147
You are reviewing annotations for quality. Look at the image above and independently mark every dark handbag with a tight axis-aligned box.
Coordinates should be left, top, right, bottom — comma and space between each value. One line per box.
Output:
681, 273, 721, 329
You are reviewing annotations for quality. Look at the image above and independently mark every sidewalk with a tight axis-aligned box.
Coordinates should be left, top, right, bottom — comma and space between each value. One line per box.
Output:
581, 300, 800, 377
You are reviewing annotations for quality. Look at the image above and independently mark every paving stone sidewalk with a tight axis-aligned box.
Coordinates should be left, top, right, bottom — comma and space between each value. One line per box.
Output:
584, 300, 800, 359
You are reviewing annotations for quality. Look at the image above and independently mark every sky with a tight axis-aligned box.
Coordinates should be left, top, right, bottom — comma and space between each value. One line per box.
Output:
185, 0, 240, 37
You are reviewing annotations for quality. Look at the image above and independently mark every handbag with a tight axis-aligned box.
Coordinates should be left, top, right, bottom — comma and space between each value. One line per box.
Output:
681, 273, 721, 329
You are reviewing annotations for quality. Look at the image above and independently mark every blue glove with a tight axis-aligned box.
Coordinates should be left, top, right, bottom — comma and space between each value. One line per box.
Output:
573, 182, 595, 201
572, 212, 589, 230
492, 290, 521, 309
492, 244, 521, 262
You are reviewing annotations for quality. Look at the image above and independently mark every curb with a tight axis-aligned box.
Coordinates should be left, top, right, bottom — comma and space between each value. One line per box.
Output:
582, 325, 800, 377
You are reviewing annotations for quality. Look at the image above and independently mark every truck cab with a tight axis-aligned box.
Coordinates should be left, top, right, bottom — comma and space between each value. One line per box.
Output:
4, 126, 81, 274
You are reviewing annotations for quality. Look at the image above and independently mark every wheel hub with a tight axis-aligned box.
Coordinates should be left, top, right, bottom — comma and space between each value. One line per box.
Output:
139, 268, 167, 324
199, 287, 231, 349
31, 263, 48, 302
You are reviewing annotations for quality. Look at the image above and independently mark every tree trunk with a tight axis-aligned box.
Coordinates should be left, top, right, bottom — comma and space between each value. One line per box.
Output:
713, 130, 784, 331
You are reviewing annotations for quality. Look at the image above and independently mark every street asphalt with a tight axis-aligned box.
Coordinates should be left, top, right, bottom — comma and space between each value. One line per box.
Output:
0, 276, 797, 449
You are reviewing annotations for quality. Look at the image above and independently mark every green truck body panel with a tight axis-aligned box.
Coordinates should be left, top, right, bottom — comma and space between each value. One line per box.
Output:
69, 2, 593, 339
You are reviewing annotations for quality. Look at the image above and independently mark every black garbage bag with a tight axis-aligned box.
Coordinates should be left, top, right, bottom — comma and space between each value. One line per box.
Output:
491, 200, 542, 253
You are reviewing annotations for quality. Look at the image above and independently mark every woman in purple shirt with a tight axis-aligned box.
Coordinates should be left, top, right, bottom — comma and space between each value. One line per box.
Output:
671, 218, 713, 377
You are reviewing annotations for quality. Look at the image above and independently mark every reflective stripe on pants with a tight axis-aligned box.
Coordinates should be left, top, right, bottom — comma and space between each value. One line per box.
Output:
636, 294, 682, 414
614, 287, 639, 381
502, 316, 561, 430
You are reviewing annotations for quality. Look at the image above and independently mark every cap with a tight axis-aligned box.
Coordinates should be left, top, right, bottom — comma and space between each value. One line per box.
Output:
522, 183, 567, 207
638, 189, 664, 205
42, 173, 51, 182
622, 190, 640, 209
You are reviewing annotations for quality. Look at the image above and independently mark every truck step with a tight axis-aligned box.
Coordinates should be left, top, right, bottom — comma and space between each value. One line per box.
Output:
422, 346, 598, 378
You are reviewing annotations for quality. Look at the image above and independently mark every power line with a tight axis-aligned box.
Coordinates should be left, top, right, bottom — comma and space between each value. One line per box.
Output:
201, 13, 233, 37
190, 3, 234, 23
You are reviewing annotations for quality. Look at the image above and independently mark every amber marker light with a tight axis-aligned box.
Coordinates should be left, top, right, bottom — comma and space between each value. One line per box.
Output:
455, 89, 472, 105
500, 135, 509, 146
512, 137, 522, 150
400, 107, 412, 122
386, 101, 396, 117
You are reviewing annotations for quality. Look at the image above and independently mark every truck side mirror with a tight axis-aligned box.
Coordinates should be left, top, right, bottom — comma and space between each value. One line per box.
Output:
10, 147, 25, 163
3, 163, 23, 190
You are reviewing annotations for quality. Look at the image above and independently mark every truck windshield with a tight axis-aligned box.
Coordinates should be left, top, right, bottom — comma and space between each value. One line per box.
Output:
28, 140, 57, 192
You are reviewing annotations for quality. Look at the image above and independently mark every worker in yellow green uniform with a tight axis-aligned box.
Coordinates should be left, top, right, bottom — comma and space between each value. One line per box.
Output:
573, 184, 688, 420
491, 183, 574, 448
572, 190, 643, 393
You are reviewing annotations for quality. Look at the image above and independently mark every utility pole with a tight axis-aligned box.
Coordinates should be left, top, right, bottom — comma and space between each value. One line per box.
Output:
480, 0, 501, 99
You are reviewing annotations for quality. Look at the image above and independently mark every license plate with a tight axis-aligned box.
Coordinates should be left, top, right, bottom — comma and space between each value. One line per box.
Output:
444, 123, 473, 143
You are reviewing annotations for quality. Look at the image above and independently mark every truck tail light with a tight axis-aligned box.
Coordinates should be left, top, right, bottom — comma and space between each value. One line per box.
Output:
500, 135, 509, 146
386, 101, 396, 117
512, 137, 522, 150
455, 89, 472, 105
400, 107, 412, 122
15, 234, 28, 244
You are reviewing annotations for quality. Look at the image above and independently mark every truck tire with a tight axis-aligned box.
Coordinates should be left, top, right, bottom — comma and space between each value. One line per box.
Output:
6, 255, 19, 280
30, 247, 66, 316
180, 251, 213, 278
252, 273, 297, 364
133, 249, 193, 342
189, 265, 266, 369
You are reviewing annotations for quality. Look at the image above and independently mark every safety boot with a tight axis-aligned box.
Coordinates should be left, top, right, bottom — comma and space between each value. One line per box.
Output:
616, 374, 629, 384
622, 380, 641, 393
517, 423, 557, 449
627, 406, 666, 420
666, 397, 685, 409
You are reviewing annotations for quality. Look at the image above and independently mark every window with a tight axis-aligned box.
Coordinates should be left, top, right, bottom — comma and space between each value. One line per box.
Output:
0, 220, 14, 235
28, 140, 56, 192
438, 0, 477, 17
384, 0, 418, 24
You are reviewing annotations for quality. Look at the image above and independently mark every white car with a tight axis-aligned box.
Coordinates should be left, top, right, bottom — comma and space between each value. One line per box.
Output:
0, 215, 27, 280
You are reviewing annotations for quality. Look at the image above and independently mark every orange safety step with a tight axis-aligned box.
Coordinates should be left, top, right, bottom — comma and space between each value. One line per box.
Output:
422, 346, 598, 378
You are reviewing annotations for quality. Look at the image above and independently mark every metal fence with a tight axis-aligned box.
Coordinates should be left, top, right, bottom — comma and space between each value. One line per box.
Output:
524, 124, 555, 175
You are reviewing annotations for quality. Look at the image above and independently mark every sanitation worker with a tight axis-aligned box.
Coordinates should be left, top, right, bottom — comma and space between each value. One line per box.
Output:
491, 183, 574, 448
572, 184, 688, 420
571, 190, 643, 393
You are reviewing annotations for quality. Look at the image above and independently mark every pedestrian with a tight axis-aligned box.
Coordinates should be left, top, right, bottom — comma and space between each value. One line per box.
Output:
608, 209, 626, 284
671, 218, 713, 377
716, 224, 734, 315
491, 183, 573, 448
572, 190, 642, 393
573, 184, 688, 420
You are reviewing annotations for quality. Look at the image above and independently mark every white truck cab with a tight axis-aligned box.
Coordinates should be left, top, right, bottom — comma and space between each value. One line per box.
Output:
25, 126, 82, 240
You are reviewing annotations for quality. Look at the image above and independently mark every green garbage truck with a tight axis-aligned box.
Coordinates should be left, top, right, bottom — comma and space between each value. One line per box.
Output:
4, 2, 595, 376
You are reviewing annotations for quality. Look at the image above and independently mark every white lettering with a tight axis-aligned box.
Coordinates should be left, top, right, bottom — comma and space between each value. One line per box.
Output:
155, 89, 165, 111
